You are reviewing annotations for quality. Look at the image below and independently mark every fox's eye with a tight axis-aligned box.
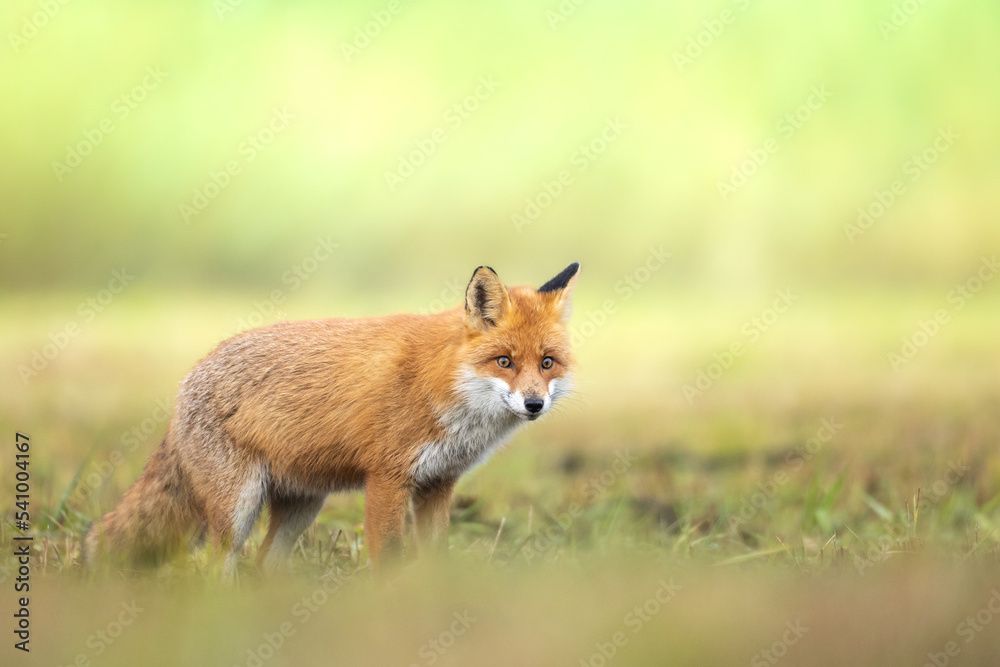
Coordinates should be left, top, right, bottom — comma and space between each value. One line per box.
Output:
497, 356, 512, 369
541, 356, 554, 370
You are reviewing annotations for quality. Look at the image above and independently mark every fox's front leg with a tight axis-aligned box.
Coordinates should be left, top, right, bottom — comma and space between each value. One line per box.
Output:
412, 480, 456, 554
364, 474, 410, 570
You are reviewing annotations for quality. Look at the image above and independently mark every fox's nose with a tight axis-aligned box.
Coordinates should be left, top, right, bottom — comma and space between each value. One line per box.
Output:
524, 398, 544, 414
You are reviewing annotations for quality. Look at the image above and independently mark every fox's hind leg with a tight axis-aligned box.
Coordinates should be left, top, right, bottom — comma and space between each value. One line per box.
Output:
256, 492, 326, 572
207, 464, 267, 579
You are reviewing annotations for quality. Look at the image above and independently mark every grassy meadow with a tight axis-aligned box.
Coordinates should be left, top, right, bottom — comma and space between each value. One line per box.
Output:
3, 0, 1000, 665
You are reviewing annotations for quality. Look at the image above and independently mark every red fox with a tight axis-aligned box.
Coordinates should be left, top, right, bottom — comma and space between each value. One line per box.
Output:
84, 263, 579, 574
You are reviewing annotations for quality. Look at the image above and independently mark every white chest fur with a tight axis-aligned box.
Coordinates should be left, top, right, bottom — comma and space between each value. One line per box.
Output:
411, 373, 522, 487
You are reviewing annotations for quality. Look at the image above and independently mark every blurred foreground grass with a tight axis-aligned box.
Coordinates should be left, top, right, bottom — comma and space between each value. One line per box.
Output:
3, 288, 1000, 665
20, 559, 1000, 666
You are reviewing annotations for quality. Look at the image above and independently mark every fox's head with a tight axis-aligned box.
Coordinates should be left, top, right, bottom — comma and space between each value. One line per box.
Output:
460, 262, 579, 421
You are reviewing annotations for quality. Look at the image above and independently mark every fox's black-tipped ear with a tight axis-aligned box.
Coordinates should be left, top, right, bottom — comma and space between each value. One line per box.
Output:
538, 262, 579, 322
538, 262, 580, 293
465, 266, 510, 332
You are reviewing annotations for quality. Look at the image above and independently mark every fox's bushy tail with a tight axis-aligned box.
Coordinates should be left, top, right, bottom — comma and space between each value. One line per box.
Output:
83, 436, 200, 567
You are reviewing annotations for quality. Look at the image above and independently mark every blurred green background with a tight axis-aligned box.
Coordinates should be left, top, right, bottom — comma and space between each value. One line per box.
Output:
4, 1, 1000, 665
3, 0, 998, 292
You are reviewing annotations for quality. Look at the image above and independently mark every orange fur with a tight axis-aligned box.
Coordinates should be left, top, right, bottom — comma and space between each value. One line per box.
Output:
84, 263, 579, 574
